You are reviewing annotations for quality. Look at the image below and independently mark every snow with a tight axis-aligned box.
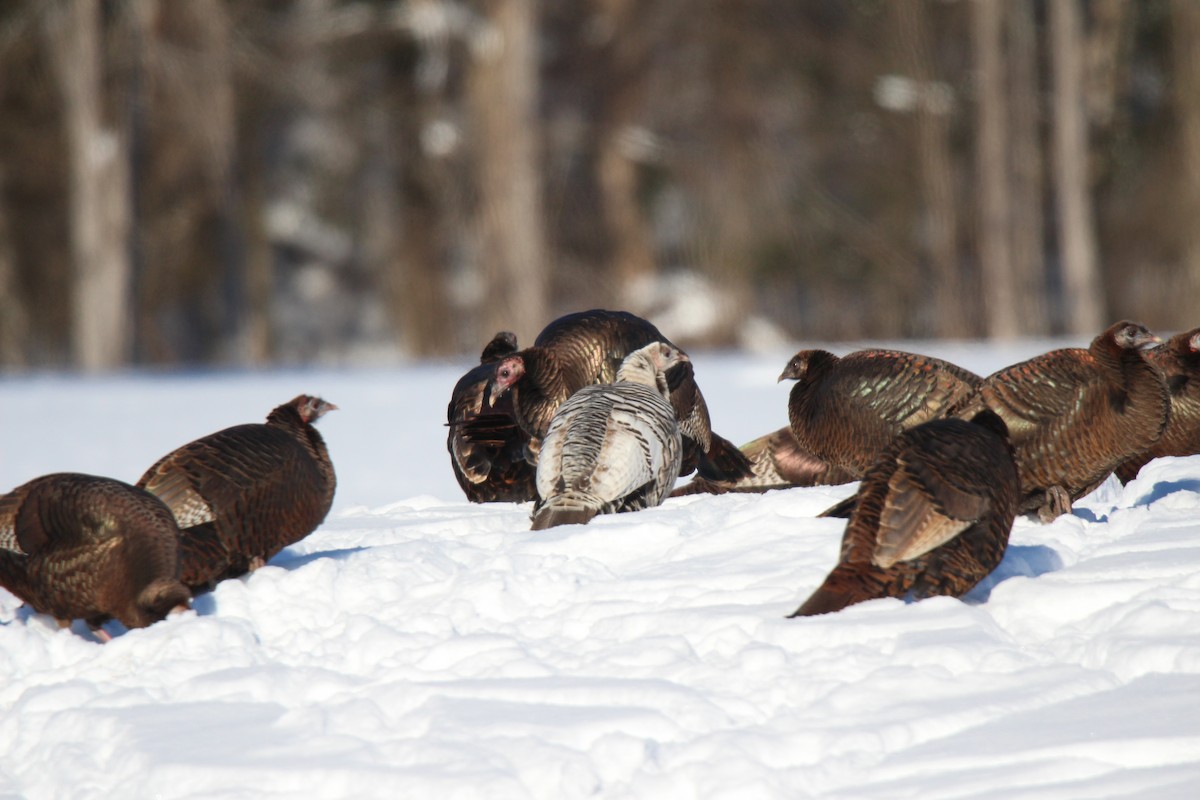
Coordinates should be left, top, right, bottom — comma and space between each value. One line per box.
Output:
3, 341, 1200, 799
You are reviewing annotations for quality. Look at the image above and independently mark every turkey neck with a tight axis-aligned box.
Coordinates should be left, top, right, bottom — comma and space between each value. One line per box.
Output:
1093, 333, 1167, 421
786, 351, 838, 439
513, 347, 578, 439
1156, 336, 1200, 397
267, 405, 336, 502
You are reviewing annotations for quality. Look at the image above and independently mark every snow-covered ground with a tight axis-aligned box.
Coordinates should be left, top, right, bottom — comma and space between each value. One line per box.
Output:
2, 341, 1200, 799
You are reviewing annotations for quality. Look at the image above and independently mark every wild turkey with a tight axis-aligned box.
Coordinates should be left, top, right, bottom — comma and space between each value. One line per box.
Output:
447, 331, 538, 502
0, 473, 190, 637
461, 309, 752, 483
138, 395, 337, 590
780, 348, 982, 479
671, 426, 856, 496
954, 320, 1168, 522
1116, 327, 1200, 482
531, 342, 684, 530
790, 411, 1019, 617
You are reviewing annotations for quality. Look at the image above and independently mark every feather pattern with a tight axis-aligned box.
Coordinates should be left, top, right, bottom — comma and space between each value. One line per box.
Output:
790, 411, 1019, 617
670, 426, 857, 496
138, 395, 337, 589
0, 473, 190, 633
954, 321, 1169, 520
1116, 327, 1200, 482
446, 332, 537, 502
531, 343, 684, 530
781, 348, 982, 478
461, 309, 751, 483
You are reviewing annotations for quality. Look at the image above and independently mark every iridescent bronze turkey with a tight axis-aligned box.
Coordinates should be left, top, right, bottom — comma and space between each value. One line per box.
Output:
0, 472, 190, 637
1116, 327, 1200, 482
954, 320, 1168, 521
447, 331, 538, 502
780, 348, 982, 479
790, 411, 1019, 617
671, 426, 856, 496
461, 309, 751, 483
138, 395, 337, 590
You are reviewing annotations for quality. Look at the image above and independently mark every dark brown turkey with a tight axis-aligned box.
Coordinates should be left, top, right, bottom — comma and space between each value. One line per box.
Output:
138, 395, 337, 590
790, 410, 1019, 617
780, 348, 983, 479
0, 473, 190, 637
671, 426, 856, 496
447, 331, 538, 502
531, 342, 684, 530
1116, 327, 1200, 482
461, 309, 751, 482
954, 320, 1169, 522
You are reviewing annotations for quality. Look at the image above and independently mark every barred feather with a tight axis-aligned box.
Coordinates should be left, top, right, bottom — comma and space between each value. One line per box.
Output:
138, 395, 337, 589
790, 411, 1019, 617
532, 343, 684, 529
781, 348, 982, 479
460, 310, 752, 483
955, 321, 1168, 520
1116, 327, 1200, 482
0, 473, 189, 632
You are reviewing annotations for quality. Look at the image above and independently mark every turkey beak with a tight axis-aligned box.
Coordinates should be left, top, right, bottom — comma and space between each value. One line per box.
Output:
1138, 334, 1163, 351
487, 382, 504, 408
169, 602, 190, 617
323, 402, 340, 412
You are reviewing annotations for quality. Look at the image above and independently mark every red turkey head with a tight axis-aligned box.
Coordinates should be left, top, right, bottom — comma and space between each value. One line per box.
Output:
488, 356, 525, 407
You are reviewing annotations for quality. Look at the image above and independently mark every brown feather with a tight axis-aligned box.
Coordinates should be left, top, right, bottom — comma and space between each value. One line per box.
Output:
671, 426, 856, 496
781, 348, 982, 479
138, 395, 337, 590
1116, 327, 1200, 482
790, 411, 1019, 617
955, 321, 1169, 520
0, 473, 189, 633
459, 309, 751, 482
447, 332, 537, 503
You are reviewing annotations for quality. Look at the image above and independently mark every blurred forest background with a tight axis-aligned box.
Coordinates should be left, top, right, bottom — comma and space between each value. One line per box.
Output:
0, 0, 1196, 370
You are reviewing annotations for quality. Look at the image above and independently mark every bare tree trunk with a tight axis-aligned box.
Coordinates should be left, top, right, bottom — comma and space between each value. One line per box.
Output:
1007, 0, 1048, 334
891, 0, 968, 338
0, 172, 29, 365
45, 0, 132, 370
467, 0, 548, 343
972, 0, 1019, 339
595, 0, 657, 308
1171, 0, 1200, 322
1050, 0, 1105, 333
1085, 0, 1131, 131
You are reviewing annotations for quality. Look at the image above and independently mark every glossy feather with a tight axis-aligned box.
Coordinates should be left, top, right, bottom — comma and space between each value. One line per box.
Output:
0, 473, 189, 633
1116, 327, 1200, 482
790, 411, 1019, 617
447, 332, 537, 502
671, 426, 856, 496
781, 348, 982, 478
955, 321, 1169, 520
461, 309, 751, 482
138, 395, 337, 589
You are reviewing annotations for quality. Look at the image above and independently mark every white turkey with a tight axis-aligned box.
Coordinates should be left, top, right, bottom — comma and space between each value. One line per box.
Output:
531, 342, 685, 530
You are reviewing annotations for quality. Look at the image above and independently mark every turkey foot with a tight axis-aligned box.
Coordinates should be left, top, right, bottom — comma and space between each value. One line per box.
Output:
1038, 485, 1072, 523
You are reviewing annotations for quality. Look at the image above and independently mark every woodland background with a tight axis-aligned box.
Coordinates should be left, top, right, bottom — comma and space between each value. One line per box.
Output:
0, 0, 1196, 370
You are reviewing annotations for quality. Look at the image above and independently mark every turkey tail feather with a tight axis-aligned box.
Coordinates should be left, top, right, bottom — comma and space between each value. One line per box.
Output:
530, 507, 598, 530
695, 433, 754, 481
